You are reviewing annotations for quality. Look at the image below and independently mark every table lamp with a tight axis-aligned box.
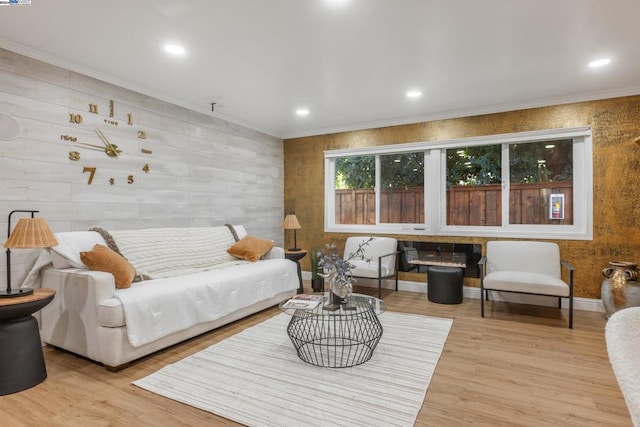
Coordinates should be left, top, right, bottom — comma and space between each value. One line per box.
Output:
3, 210, 58, 298
282, 211, 301, 251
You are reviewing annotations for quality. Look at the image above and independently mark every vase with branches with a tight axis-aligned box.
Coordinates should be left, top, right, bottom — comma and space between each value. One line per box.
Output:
319, 237, 373, 308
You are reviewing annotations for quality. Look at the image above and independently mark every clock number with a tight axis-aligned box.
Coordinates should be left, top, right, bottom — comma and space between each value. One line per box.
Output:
127, 113, 133, 125
109, 178, 115, 186
69, 113, 83, 124
69, 151, 80, 161
128, 175, 134, 184
142, 163, 150, 173
83, 166, 96, 185
137, 130, 147, 139
109, 100, 115, 118
89, 104, 98, 114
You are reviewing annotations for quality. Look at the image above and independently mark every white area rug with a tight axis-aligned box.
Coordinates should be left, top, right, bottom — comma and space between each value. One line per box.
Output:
133, 312, 453, 427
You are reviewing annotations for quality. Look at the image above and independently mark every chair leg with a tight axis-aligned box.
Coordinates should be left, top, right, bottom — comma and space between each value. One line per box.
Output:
480, 283, 485, 318
378, 276, 382, 299
569, 296, 573, 329
558, 297, 561, 309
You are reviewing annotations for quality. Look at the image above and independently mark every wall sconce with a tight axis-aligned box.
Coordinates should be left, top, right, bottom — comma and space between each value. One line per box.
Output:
3, 210, 58, 298
282, 211, 302, 251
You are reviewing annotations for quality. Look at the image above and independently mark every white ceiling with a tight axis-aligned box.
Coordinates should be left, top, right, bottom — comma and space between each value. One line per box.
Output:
1, 0, 640, 139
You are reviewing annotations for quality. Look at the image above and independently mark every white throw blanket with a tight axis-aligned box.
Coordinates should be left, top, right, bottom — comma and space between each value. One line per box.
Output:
115, 258, 297, 347
110, 227, 238, 279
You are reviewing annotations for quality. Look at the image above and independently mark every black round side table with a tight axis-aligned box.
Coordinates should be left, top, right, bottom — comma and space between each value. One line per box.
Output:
427, 266, 463, 304
285, 249, 307, 294
0, 288, 55, 396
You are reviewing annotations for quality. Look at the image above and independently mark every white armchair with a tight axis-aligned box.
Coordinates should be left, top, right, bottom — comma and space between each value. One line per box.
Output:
344, 236, 399, 299
478, 241, 574, 328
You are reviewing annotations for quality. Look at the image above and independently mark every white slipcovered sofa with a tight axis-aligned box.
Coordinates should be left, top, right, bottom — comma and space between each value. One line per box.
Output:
37, 225, 299, 370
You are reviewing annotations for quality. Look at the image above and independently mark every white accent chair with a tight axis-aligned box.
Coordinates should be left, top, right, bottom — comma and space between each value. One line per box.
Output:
344, 236, 399, 299
479, 241, 574, 328
605, 307, 640, 426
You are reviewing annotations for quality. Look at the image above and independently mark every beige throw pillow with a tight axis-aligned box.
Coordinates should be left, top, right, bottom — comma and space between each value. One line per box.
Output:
227, 235, 274, 262
80, 244, 136, 289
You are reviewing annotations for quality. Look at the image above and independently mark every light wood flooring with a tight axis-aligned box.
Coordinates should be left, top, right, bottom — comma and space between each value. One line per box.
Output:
0, 284, 631, 426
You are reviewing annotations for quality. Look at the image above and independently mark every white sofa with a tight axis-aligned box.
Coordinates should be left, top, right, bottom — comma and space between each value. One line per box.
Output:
38, 225, 299, 371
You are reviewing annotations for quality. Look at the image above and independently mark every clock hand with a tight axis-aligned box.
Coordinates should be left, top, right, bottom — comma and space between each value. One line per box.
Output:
74, 142, 112, 151
94, 128, 122, 158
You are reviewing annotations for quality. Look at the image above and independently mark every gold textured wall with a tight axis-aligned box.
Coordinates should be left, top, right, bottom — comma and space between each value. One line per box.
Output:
283, 95, 640, 299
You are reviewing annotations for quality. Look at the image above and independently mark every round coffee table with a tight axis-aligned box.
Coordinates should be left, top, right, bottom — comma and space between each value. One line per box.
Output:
279, 293, 386, 368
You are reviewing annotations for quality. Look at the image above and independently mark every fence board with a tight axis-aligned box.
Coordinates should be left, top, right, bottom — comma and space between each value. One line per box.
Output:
335, 182, 572, 225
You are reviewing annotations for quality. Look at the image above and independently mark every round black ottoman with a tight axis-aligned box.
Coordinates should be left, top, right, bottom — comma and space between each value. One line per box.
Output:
427, 265, 463, 304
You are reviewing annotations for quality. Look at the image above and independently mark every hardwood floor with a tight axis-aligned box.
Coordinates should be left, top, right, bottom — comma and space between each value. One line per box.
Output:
0, 284, 631, 426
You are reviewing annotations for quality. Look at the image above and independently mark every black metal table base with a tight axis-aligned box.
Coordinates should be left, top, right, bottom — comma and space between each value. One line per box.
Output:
0, 315, 47, 395
286, 303, 383, 368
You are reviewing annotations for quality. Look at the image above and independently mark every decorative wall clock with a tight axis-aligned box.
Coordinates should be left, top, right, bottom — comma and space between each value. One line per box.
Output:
63, 99, 151, 185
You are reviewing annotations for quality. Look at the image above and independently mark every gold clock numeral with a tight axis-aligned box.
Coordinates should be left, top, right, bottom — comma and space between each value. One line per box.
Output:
128, 175, 134, 184
142, 163, 150, 173
109, 100, 115, 118
83, 166, 96, 185
137, 130, 147, 139
109, 178, 115, 186
141, 149, 152, 154
127, 113, 133, 125
61, 134, 77, 142
69, 113, 83, 124
69, 151, 80, 161
89, 104, 98, 114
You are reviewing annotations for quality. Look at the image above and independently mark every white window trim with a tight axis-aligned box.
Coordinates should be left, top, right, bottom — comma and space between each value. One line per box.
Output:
324, 127, 593, 240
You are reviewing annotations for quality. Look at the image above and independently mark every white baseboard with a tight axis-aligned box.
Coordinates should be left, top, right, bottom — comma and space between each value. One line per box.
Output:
301, 271, 604, 313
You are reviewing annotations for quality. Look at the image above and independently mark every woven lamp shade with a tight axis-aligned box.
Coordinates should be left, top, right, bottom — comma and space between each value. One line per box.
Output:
282, 213, 301, 230
4, 217, 58, 249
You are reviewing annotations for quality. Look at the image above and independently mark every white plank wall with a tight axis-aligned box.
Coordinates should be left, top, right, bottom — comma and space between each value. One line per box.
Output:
0, 48, 285, 289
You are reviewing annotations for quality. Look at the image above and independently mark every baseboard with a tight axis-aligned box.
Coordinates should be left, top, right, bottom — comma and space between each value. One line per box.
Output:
301, 271, 604, 313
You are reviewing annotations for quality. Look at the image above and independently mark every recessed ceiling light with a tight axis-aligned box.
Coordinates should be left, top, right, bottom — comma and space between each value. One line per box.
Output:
164, 44, 185, 55
588, 58, 610, 68
406, 91, 422, 99
296, 109, 309, 116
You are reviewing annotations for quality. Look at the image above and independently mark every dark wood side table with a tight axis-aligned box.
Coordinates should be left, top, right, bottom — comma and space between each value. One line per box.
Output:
285, 250, 307, 294
0, 288, 55, 395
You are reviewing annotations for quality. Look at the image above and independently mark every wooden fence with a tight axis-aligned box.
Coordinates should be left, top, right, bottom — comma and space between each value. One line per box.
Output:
336, 181, 573, 225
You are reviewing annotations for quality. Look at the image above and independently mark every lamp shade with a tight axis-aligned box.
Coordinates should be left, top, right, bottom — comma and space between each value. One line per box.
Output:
282, 212, 301, 230
4, 217, 58, 249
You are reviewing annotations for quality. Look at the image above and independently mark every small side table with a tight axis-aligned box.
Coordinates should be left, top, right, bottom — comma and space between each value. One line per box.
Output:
285, 249, 307, 294
0, 288, 56, 395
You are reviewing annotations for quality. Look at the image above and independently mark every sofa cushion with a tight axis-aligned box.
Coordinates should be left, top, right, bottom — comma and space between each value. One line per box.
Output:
50, 231, 107, 268
98, 298, 126, 327
228, 235, 274, 262
80, 244, 137, 289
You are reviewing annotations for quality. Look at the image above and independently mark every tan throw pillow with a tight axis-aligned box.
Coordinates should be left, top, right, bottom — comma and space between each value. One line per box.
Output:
80, 244, 136, 289
227, 235, 274, 262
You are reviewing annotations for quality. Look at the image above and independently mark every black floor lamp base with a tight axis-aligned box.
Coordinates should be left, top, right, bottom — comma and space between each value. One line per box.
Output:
0, 288, 34, 298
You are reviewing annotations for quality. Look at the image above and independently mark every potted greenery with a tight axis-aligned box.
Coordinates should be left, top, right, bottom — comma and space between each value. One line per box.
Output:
310, 248, 324, 292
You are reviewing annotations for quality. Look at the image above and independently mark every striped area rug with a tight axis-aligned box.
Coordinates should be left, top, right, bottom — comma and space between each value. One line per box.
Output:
133, 311, 453, 427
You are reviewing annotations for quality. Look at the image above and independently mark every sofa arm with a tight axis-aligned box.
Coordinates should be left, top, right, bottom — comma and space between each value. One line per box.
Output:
263, 246, 285, 260
41, 268, 116, 361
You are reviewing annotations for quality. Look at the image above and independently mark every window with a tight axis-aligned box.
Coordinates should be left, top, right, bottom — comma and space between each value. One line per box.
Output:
324, 127, 592, 240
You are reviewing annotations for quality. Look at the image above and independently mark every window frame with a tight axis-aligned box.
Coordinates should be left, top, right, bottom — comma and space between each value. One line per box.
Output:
324, 126, 593, 240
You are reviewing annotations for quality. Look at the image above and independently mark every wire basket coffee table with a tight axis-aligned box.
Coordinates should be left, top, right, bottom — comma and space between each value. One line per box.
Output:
279, 293, 386, 368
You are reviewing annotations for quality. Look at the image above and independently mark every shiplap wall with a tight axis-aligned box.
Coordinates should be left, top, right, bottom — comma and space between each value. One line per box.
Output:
0, 48, 285, 289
